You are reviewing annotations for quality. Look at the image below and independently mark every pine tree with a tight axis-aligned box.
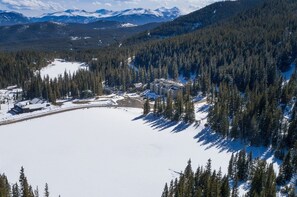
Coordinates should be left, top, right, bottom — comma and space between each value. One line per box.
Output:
19, 167, 30, 197
44, 183, 49, 197
161, 183, 168, 197
165, 93, 173, 119
277, 150, 293, 184
249, 160, 267, 197
0, 174, 10, 197
228, 153, 234, 178
174, 91, 183, 121
221, 176, 230, 197
34, 186, 39, 197
143, 99, 150, 115
12, 183, 20, 197
184, 96, 195, 123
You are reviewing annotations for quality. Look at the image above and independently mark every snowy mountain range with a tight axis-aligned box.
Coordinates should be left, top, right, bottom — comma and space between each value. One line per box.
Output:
0, 7, 181, 26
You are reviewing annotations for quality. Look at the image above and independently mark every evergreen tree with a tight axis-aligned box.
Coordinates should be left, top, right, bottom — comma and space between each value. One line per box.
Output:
12, 183, 20, 197
19, 167, 30, 197
161, 183, 168, 197
44, 183, 49, 197
143, 99, 150, 115
164, 93, 173, 119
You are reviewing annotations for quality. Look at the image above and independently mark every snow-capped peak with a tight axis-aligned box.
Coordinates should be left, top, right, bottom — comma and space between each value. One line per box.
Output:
35, 7, 181, 25
42, 7, 181, 19
44, 9, 101, 18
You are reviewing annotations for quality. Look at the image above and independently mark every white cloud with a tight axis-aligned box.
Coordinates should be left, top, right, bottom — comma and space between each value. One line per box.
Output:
104, 2, 111, 7
92, 1, 102, 6
0, 0, 63, 10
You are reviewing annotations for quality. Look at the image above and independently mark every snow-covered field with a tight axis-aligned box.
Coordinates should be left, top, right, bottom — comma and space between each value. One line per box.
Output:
0, 102, 279, 197
39, 59, 88, 79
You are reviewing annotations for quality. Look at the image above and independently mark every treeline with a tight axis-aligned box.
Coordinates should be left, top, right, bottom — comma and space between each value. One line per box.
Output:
0, 51, 54, 88
0, 167, 51, 197
228, 149, 277, 197
161, 159, 230, 197
143, 91, 195, 124
25, 70, 103, 102
162, 150, 281, 197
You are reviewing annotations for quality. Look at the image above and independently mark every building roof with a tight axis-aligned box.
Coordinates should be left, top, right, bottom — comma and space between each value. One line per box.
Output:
15, 100, 30, 108
23, 103, 47, 110
30, 98, 44, 104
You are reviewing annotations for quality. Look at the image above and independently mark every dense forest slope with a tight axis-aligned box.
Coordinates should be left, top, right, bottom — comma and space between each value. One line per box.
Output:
125, 0, 262, 44
131, 0, 297, 151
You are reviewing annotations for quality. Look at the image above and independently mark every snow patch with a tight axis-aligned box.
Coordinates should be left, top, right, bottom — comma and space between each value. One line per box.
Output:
127, 57, 138, 72
39, 59, 88, 79
282, 63, 296, 83
70, 36, 81, 41
121, 23, 137, 27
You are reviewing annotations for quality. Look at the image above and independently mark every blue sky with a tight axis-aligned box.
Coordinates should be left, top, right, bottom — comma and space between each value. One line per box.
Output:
0, 0, 223, 16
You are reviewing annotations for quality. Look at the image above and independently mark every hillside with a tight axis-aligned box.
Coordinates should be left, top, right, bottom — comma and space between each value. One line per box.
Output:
0, 21, 159, 51
125, 0, 262, 44
131, 0, 297, 150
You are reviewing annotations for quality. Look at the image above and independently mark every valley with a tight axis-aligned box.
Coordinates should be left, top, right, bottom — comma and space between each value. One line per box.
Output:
0, 0, 296, 196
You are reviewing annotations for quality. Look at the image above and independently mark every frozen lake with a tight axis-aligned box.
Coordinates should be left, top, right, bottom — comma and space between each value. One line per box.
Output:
0, 107, 277, 197
39, 59, 88, 79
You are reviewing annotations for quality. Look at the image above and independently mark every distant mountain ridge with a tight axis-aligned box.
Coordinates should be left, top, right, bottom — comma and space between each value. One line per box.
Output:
0, 10, 29, 26
0, 7, 181, 26
0, 20, 160, 51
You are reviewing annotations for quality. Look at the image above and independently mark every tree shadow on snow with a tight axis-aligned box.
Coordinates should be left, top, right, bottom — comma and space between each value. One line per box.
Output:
197, 104, 209, 113
194, 127, 281, 165
132, 113, 281, 166
132, 113, 190, 133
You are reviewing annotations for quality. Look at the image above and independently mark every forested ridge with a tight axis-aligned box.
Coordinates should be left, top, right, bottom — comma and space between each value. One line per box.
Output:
125, 0, 262, 44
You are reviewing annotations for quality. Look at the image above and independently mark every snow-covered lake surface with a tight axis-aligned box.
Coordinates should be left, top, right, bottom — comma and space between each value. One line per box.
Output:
0, 105, 279, 197
39, 59, 88, 79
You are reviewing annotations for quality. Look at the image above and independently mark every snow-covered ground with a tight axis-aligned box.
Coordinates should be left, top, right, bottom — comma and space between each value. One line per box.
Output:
39, 59, 88, 79
0, 101, 279, 197
121, 23, 137, 27
282, 63, 296, 83
0, 95, 123, 124
127, 57, 138, 72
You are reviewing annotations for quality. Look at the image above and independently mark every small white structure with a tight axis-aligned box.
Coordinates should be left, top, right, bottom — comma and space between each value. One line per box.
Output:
134, 83, 143, 89
150, 78, 184, 98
